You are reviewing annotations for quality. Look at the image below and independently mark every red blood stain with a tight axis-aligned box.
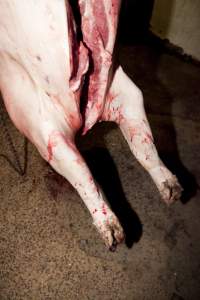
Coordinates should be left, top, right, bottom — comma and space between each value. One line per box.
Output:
142, 132, 153, 144
102, 203, 107, 215
116, 106, 124, 124
102, 93, 121, 122
142, 137, 149, 144
129, 127, 137, 142
89, 176, 93, 182
82, 126, 89, 135
146, 132, 153, 142
47, 136, 57, 162
95, 102, 102, 111
44, 170, 74, 199
47, 131, 76, 162
106, 92, 118, 104
68, 113, 82, 130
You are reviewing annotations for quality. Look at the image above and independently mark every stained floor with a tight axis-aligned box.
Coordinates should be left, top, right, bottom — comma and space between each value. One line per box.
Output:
0, 40, 200, 299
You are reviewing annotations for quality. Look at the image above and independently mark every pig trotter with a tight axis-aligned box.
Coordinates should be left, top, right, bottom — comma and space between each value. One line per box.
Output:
159, 176, 183, 205
93, 213, 124, 250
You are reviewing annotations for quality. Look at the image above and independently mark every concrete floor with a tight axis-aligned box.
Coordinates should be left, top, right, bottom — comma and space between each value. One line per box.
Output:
0, 41, 200, 299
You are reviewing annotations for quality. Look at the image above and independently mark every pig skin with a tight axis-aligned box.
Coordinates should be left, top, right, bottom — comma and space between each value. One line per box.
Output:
0, 0, 182, 250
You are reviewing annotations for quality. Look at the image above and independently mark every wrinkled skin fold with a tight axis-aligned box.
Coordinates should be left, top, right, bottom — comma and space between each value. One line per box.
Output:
0, 0, 182, 250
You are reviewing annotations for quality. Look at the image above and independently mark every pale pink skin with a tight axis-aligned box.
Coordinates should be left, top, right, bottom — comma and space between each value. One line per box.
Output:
0, 1, 182, 250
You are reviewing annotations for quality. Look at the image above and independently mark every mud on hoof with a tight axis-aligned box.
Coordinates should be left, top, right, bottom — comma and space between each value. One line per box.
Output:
93, 214, 124, 251
159, 175, 183, 205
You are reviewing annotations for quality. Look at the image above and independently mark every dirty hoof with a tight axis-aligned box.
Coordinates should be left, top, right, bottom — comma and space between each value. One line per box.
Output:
160, 176, 183, 205
93, 214, 124, 251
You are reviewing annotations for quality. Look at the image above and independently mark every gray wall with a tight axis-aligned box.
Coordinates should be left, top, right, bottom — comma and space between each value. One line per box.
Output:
151, 0, 200, 60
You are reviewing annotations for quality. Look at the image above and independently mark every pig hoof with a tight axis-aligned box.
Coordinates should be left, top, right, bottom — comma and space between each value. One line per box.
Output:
160, 176, 183, 205
93, 214, 124, 251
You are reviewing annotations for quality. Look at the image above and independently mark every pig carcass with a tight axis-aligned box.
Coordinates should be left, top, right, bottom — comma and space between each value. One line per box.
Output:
0, 0, 182, 250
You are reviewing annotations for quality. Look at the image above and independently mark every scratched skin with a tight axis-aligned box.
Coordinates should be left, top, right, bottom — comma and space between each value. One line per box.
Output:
0, 1, 182, 250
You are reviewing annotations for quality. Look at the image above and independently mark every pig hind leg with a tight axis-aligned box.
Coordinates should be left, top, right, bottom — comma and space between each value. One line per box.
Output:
102, 66, 182, 204
37, 129, 124, 250
0, 71, 123, 250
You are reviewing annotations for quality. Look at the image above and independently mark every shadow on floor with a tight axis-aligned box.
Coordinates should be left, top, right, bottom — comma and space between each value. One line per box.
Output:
81, 147, 143, 248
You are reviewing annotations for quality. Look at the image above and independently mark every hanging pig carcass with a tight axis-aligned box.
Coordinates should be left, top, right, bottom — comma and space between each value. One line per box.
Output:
0, 0, 182, 250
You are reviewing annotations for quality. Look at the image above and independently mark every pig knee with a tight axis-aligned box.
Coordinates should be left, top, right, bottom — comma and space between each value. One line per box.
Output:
122, 87, 145, 120
29, 122, 73, 165
118, 70, 145, 119
105, 66, 146, 122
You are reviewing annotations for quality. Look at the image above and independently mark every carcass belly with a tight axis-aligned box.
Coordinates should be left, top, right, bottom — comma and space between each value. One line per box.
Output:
0, 1, 88, 139
0, 0, 120, 137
